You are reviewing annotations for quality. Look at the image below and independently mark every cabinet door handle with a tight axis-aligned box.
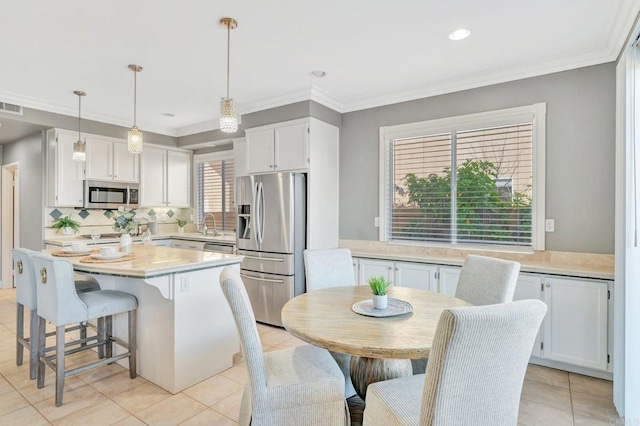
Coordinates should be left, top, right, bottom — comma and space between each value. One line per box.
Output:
545, 283, 551, 288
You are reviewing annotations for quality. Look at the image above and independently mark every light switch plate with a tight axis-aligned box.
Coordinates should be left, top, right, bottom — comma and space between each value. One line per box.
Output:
374, 217, 380, 227
545, 219, 555, 232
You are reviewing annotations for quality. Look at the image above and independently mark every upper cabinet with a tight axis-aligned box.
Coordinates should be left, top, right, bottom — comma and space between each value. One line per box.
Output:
46, 129, 84, 207
245, 120, 309, 174
85, 137, 139, 182
140, 146, 191, 208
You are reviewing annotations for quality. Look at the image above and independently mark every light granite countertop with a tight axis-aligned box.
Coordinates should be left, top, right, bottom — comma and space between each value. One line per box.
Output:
45, 245, 243, 279
340, 240, 614, 280
44, 232, 236, 247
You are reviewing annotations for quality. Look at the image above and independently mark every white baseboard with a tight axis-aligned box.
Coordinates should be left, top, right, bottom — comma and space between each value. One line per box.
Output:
530, 356, 613, 381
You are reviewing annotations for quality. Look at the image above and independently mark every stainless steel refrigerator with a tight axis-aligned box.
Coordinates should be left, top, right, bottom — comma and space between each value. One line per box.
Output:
236, 172, 306, 326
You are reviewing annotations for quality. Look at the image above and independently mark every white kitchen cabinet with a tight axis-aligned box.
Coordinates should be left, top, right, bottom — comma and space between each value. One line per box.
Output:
245, 120, 308, 174
140, 146, 191, 208
46, 129, 84, 207
395, 262, 438, 291
438, 266, 461, 296
358, 258, 394, 283
512, 274, 544, 358
542, 277, 609, 371
151, 239, 172, 247
171, 240, 204, 250
356, 258, 438, 291
85, 137, 139, 182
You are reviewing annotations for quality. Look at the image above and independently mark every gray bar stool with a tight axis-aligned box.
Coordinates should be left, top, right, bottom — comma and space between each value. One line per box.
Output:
12, 248, 101, 380
31, 254, 138, 407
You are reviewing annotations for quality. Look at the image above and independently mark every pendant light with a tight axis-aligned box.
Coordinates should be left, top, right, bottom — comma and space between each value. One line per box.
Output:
128, 64, 143, 154
220, 17, 238, 133
72, 90, 86, 162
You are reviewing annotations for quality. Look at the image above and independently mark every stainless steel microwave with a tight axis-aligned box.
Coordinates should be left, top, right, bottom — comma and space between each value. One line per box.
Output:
83, 180, 140, 210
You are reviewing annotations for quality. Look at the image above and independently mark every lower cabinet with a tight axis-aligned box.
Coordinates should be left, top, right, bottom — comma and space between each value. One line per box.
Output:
170, 240, 205, 251
353, 256, 612, 374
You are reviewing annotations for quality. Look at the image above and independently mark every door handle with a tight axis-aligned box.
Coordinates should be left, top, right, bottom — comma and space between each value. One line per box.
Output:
240, 274, 284, 284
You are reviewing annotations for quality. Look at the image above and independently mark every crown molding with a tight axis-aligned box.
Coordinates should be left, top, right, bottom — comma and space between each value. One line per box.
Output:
341, 48, 616, 113
0, 90, 177, 136
309, 85, 345, 113
606, 0, 640, 59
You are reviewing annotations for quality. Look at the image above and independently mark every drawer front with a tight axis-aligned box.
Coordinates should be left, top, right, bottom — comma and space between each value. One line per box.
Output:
171, 241, 205, 250
239, 270, 294, 327
237, 250, 294, 275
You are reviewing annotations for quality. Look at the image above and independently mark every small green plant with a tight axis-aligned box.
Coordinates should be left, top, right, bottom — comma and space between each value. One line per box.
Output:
368, 276, 391, 296
49, 216, 80, 233
176, 218, 188, 228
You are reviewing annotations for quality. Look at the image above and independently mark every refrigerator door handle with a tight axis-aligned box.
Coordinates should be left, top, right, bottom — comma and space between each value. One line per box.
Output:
258, 181, 265, 245
240, 273, 284, 284
253, 181, 260, 247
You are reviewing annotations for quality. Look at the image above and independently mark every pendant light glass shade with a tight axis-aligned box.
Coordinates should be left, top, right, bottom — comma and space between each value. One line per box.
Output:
220, 98, 237, 133
220, 18, 238, 133
73, 90, 86, 162
128, 125, 143, 154
128, 64, 143, 154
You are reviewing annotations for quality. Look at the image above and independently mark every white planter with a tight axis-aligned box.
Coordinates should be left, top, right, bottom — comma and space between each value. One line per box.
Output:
178, 227, 185, 234
373, 294, 388, 310
62, 227, 73, 235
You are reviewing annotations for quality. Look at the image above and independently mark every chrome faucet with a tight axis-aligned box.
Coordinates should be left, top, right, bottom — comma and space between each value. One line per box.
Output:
201, 213, 218, 236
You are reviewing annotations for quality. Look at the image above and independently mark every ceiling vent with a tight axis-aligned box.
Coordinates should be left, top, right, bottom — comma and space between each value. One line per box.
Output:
0, 101, 23, 116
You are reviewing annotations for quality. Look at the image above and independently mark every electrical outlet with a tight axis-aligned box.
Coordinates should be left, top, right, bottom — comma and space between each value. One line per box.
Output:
545, 219, 555, 232
374, 217, 380, 227
180, 277, 190, 292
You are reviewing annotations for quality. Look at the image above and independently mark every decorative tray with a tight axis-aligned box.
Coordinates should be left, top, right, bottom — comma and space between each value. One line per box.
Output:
352, 298, 413, 318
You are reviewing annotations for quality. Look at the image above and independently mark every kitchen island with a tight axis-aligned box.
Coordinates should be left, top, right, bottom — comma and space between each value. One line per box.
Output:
47, 245, 243, 393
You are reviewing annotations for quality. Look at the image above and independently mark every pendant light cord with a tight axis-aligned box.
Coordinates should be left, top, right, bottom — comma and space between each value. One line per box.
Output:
133, 69, 137, 126
78, 94, 82, 140
226, 22, 231, 99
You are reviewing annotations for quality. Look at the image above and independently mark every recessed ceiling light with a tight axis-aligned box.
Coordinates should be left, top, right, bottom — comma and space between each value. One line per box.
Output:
449, 28, 470, 41
162, 113, 175, 117
309, 70, 327, 78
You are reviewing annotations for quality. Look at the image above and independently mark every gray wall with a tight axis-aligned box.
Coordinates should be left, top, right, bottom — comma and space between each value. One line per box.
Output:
340, 63, 616, 254
3, 132, 45, 251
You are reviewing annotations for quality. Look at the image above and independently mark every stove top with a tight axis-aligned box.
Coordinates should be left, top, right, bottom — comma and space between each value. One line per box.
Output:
79, 233, 124, 239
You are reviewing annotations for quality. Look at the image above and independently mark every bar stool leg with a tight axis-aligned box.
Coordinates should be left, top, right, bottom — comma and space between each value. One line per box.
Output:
97, 318, 105, 359
29, 310, 39, 380
36, 317, 46, 389
128, 309, 137, 379
16, 303, 24, 366
105, 316, 113, 359
79, 322, 87, 347
55, 325, 65, 407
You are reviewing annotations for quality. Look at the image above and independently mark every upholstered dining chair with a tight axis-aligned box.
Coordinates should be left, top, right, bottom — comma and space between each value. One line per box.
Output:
304, 248, 357, 398
413, 254, 521, 375
220, 267, 349, 426
363, 300, 547, 426
454, 254, 521, 306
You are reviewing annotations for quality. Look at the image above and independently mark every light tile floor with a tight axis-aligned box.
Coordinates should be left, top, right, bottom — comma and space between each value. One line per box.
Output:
0, 288, 620, 425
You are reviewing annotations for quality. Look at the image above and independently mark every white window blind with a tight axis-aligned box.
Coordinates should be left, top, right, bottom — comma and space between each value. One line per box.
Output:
390, 122, 533, 248
196, 159, 235, 232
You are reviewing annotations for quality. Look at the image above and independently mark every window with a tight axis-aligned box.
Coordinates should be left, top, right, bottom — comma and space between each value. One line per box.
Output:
194, 153, 235, 232
380, 104, 546, 251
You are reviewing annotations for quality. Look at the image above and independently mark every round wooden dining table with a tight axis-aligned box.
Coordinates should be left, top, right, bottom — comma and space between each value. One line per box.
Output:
281, 285, 471, 399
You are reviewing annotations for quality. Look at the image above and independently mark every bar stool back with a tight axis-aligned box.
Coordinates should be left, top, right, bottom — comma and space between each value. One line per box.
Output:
13, 248, 101, 380
32, 254, 138, 407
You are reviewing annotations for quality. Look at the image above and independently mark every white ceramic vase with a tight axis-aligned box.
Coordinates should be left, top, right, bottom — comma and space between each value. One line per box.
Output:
62, 227, 73, 235
178, 227, 185, 234
373, 294, 388, 310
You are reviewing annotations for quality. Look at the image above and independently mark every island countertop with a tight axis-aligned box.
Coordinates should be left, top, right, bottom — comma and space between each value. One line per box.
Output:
45, 245, 243, 279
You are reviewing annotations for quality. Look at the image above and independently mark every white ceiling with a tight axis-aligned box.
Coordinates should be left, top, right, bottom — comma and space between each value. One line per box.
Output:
0, 0, 637, 138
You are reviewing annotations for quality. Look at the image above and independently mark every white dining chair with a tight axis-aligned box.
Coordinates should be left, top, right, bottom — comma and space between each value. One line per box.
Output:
413, 254, 521, 375
454, 254, 521, 306
304, 248, 357, 398
363, 300, 547, 426
219, 267, 349, 426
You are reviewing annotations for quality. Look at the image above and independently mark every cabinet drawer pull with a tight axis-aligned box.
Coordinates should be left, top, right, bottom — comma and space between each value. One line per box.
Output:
240, 274, 284, 284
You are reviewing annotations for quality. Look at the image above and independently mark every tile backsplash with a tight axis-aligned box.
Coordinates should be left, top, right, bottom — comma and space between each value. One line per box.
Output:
44, 207, 194, 237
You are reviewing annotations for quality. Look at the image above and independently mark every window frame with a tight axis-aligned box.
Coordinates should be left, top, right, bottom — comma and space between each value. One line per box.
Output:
193, 150, 235, 232
378, 103, 547, 252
